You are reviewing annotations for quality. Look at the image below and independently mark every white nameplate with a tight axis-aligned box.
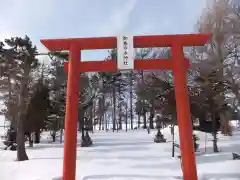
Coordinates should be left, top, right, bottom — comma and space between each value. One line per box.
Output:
117, 35, 134, 70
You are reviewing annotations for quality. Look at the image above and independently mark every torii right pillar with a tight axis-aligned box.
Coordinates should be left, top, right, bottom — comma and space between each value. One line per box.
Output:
169, 34, 210, 180
172, 43, 197, 180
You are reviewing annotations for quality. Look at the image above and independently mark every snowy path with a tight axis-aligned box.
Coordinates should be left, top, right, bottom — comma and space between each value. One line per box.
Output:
0, 128, 240, 180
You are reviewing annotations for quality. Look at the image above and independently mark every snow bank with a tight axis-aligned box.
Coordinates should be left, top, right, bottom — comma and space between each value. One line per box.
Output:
0, 125, 239, 180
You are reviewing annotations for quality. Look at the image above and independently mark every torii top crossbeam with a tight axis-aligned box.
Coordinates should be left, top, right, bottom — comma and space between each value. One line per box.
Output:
41, 34, 209, 50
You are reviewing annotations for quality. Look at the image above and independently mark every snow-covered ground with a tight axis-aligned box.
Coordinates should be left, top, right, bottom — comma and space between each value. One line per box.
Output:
0, 119, 240, 180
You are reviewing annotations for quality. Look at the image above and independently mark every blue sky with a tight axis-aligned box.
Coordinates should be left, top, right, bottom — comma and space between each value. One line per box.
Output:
0, 0, 207, 61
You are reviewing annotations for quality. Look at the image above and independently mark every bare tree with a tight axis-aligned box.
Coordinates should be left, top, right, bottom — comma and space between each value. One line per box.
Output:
190, 0, 240, 151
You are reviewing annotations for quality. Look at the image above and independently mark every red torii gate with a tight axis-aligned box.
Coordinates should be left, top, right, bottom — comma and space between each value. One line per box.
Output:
41, 33, 210, 180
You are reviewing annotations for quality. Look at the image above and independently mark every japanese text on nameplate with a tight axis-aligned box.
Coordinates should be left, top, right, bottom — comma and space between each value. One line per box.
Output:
123, 36, 129, 65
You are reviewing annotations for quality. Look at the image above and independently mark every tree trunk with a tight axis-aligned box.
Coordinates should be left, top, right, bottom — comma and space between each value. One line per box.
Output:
118, 105, 122, 130
140, 70, 147, 129
149, 105, 154, 129
27, 132, 33, 147
116, 117, 119, 132
93, 100, 96, 132
88, 106, 94, 132
102, 113, 105, 131
52, 132, 56, 142
99, 94, 105, 131
137, 115, 141, 128
99, 116, 102, 130
104, 113, 107, 131
16, 114, 28, 161
78, 109, 84, 131
118, 118, 122, 130
60, 128, 63, 143
59, 117, 63, 143
212, 132, 218, 152
16, 69, 29, 161
130, 71, 133, 130
112, 87, 116, 132
81, 128, 84, 140
212, 113, 219, 152
143, 113, 147, 129
34, 130, 40, 143
171, 125, 175, 157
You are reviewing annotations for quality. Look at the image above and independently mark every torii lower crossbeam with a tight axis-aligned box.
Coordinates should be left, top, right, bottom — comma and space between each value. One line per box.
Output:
41, 33, 211, 180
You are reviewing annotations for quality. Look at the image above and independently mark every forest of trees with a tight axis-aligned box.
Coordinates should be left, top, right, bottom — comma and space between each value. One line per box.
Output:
0, 0, 239, 161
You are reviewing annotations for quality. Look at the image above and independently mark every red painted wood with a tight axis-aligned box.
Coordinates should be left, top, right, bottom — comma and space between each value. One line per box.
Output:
63, 58, 190, 72
40, 34, 210, 51
62, 46, 80, 180
134, 33, 211, 48
134, 58, 190, 70
172, 44, 197, 180
41, 33, 211, 180
64, 60, 117, 72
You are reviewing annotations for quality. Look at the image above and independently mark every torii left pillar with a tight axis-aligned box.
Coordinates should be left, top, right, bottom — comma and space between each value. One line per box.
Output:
41, 33, 210, 180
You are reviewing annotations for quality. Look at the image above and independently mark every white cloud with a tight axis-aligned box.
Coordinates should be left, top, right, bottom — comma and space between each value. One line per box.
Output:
0, 31, 13, 41
0, 0, 56, 41
99, 0, 137, 36
0, 0, 138, 51
0, 0, 55, 26
0, 0, 209, 59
